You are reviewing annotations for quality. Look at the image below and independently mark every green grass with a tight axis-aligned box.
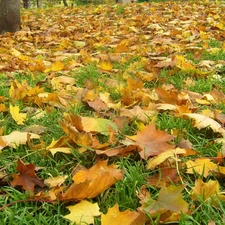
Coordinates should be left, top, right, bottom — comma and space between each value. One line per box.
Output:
1, 61, 225, 224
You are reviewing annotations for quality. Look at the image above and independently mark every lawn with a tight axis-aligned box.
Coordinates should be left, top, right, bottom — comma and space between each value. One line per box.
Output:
0, 1, 225, 224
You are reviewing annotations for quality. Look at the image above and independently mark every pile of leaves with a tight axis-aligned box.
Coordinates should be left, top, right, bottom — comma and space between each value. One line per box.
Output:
0, 0, 225, 224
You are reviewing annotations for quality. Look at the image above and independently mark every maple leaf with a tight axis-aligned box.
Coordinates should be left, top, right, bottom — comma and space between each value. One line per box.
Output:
191, 178, 220, 201
135, 124, 175, 159
119, 106, 156, 123
9, 80, 29, 101
60, 160, 123, 200
9, 104, 27, 125
75, 115, 118, 136
186, 158, 218, 177
64, 200, 101, 225
101, 203, 139, 225
11, 159, 45, 193
140, 185, 188, 217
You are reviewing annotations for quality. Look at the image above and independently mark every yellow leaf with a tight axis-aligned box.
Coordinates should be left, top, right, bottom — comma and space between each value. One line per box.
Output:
10, 48, 21, 57
191, 178, 220, 201
147, 148, 186, 170
183, 113, 222, 133
44, 175, 68, 188
0, 138, 7, 151
186, 159, 217, 177
49, 147, 72, 157
45, 61, 64, 72
1, 131, 40, 149
101, 203, 139, 225
64, 200, 101, 225
9, 104, 27, 125
99, 61, 113, 71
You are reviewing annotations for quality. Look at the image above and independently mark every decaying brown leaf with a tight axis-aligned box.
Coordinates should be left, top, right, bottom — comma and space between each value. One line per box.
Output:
135, 124, 175, 159
11, 159, 45, 193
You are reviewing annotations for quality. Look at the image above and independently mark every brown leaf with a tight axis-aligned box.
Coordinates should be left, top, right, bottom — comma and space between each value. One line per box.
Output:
11, 159, 45, 193
135, 124, 175, 159
147, 167, 181, 188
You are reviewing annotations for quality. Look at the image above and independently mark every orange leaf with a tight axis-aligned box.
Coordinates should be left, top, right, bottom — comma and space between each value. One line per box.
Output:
101, 203, 139, 225
135, 124, 175, 159
11, 159, 44, 193
60, 160, 123, 200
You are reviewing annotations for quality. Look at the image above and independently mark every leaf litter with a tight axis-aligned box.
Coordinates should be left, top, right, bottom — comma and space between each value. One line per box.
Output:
0, 0, 225, 224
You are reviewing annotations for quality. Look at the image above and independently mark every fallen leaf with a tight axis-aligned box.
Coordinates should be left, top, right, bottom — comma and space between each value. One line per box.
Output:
147, 168, 181, 188
11, 159, 45, 193
98, 61, 113, 71
147, 148, 186, 170
1, 131, 40, 149
140, 185, 188, 217
61, 114, 118, 136
45, 60, 64, 72
135, 124, 175, 159
49, 147, 72, 157
186, 158, 217, 177
191, 178, 220, 201
183, 113, 222, 133
64, 200, 101, 225
60, 160, 123, 200
101, 203, 139, 225
9, 104, 27, 125
44, 175, 68, 188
